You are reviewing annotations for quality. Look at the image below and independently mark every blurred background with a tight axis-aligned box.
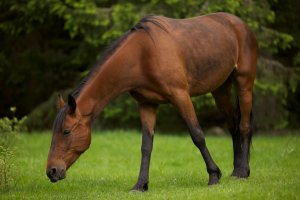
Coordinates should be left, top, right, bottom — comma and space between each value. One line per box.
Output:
0, 0, 299, 133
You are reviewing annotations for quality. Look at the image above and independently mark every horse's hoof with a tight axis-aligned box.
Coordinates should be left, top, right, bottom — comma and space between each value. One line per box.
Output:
130, 183, 148, 192
231, 168, 250, 178
208, 173, 220, 185
208, 167, 222, 185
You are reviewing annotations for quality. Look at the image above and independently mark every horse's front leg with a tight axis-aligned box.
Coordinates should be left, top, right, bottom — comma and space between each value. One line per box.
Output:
131, 103, 157, 192
170, 90, 222, 185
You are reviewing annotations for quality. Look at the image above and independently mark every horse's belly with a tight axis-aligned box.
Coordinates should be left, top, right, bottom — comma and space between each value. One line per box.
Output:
188, 58, 235, 96
182, 38, 237, 95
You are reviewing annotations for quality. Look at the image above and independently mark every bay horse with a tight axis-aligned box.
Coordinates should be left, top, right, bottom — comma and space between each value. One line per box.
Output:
46, 12, 257, 191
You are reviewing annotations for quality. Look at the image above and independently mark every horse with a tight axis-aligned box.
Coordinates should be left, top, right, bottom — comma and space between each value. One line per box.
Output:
46, 12, 258, 191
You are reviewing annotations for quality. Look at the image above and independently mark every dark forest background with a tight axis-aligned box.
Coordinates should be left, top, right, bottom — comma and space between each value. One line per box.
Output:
0, 0, 299, 132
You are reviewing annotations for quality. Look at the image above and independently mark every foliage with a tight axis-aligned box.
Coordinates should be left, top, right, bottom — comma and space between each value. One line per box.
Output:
1, 131, 300, 199
254, 58, 300, 129
0, 107, 27, 192
270, 0, 300, 67
1, 0, 299, 132
25, 90, 72, 131
0, 0, 298, 118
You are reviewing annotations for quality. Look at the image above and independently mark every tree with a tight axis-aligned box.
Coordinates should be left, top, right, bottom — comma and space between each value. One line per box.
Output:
0, 0, 296, 121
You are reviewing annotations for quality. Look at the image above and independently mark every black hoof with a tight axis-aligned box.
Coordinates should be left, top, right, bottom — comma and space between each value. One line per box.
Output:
231, 168, 250, 178
208, 168, 222, 185
208, 174, 219, 185
130, 182, 148, 192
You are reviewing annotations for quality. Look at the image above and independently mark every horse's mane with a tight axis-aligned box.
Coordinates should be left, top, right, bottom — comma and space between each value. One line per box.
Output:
53, 106, 67, 133
71, 32, 132, 98
53, 16, 168, 132
72, 16, 168, 98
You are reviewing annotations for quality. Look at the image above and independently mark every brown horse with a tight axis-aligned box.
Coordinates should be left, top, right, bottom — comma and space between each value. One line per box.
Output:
46, 12, 257, 191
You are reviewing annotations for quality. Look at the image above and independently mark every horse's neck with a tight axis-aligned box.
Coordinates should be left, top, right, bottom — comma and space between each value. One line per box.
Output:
76, 47, 138, 119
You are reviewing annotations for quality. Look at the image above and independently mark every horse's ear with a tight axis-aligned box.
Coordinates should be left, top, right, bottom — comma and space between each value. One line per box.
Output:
57, 94, 65, 109
67, 94, 76, 114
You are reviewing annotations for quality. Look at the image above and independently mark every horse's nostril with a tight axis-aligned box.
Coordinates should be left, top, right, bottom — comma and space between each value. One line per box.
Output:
47, 166, 58, 182
47, 165, 66, 182
51, 167, 57, 175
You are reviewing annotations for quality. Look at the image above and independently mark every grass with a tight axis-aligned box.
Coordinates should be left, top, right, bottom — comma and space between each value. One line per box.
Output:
1, 130, 300, 199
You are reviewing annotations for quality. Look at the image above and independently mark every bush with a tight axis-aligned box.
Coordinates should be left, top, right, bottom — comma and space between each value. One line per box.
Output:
0, 107, 27, 192
254, 58, 300, 130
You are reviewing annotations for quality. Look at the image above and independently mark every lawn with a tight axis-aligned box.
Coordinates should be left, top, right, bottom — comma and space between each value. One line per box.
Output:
1, 130, 300, 199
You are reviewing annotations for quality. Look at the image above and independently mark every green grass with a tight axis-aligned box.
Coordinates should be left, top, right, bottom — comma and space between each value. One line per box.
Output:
1, 130, 300, 199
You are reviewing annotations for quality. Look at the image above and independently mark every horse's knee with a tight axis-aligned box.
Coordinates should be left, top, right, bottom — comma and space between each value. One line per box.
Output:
239, 122, 252, 136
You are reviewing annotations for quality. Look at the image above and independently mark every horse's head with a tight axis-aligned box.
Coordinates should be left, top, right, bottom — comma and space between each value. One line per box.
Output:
46, 94, 91, 182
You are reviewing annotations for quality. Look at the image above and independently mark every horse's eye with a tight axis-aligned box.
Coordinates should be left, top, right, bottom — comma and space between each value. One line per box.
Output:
63, 130, 70, 136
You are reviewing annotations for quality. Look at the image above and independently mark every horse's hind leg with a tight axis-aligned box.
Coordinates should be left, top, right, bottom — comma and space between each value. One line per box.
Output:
170, 90, 221, 185
231, 78, 254, 178
212, 78, 239, 169
212, 77, 236, 136
232, 37, 257, 178
231, 71, 255, 178
213, 72, 254, 178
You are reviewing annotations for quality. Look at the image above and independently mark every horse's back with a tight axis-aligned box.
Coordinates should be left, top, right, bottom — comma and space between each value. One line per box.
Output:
147, 13, 256, 95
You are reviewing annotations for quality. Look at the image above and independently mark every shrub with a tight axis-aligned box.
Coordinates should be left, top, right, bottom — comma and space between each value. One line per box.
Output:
0, 107, 27, 192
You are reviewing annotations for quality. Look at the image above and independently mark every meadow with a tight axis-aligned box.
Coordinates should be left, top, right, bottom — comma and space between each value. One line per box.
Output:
1, 130, 300, 199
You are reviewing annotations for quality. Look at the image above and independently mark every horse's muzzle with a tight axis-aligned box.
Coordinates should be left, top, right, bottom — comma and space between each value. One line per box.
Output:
46, 166, 66, 183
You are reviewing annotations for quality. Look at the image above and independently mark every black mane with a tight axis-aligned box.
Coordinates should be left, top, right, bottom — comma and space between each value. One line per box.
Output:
72, 16, 168, 98
71, 31, 132, 98
53, 16, 168, 132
